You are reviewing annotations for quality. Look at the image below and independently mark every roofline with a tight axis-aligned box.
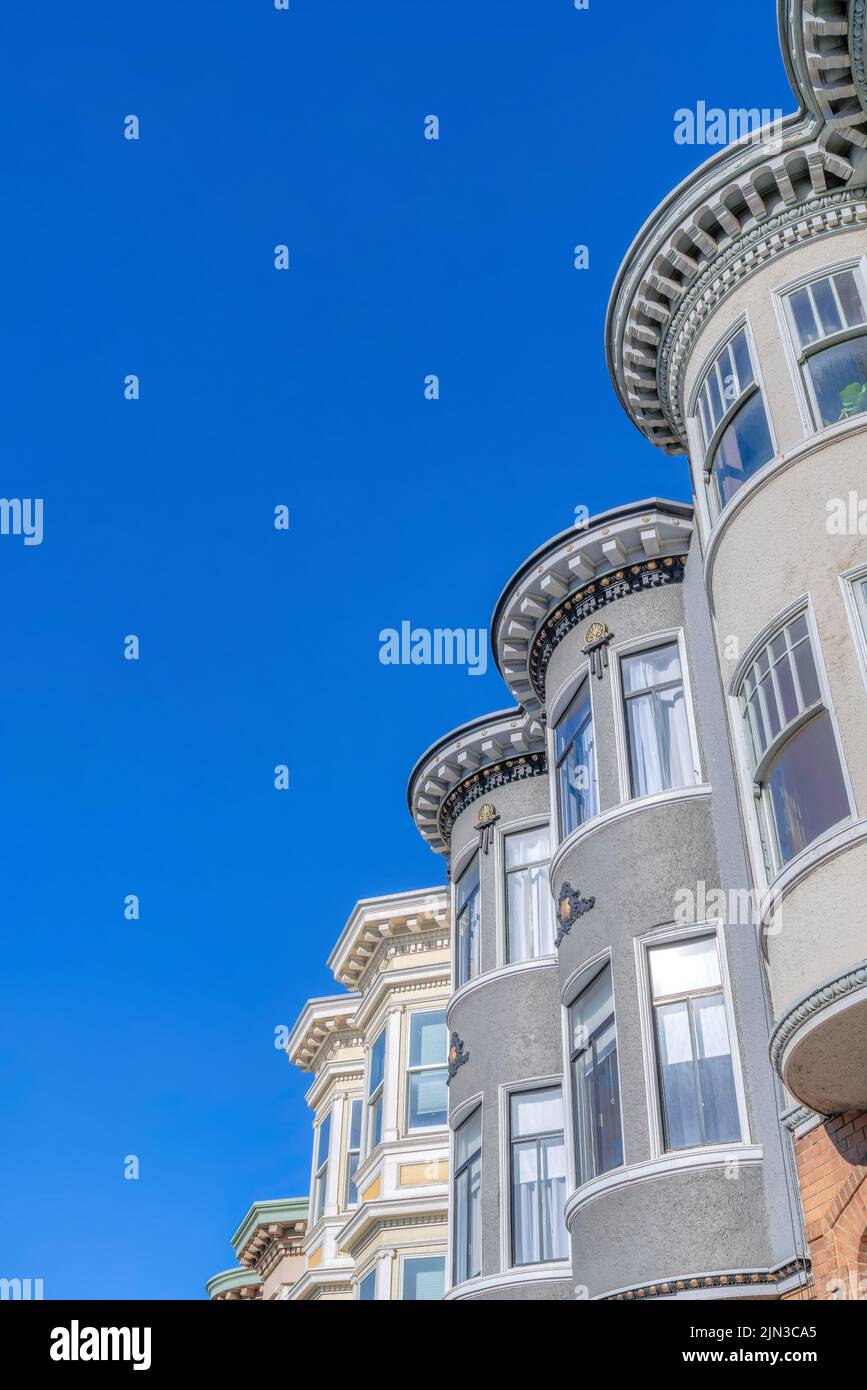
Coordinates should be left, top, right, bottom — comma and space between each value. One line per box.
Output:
405, 705, 525, 816
231, 1196, 309, 1256
490, 498, 694, 679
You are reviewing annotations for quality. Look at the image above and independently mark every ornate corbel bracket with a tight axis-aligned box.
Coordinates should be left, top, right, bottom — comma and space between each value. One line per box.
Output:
555, 881, 596, 947
447, 1032, 470, 1084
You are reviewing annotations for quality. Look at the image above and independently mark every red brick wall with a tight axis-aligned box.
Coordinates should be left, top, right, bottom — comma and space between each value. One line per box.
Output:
793, 1110, 867, 1300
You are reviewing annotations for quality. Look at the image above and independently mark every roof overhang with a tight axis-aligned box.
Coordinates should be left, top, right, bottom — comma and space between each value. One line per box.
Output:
231, 1197, 309, 1265
327, 886, 450, 988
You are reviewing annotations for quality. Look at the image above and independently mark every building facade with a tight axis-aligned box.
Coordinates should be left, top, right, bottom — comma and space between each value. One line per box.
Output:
283, 889, 451, 1301
605, 0, 867, 1300
207, 1198, 308, 1301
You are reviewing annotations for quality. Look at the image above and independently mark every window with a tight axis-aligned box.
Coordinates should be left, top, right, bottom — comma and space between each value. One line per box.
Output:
402, 1255, 446, 1301
738, 612, 850, 871
453, 1107, 481, 1284
357, 1267, 377, 1301
366, 1030, 386, 1152
570, 963, 623, 1186
456, 852, 481, 986
509, 1088, 568, 1266
505, 824, 554, 961
855, 575, 867, 640
406, 1010, 448, 1130
693, 326, 774, 509
555, 678, 598, 837
622, 641, 694, 798
784, 266, 867, 429
345, 1098, 362, 1207
649, 936, 740, 1151
312, 1112, 330, 1223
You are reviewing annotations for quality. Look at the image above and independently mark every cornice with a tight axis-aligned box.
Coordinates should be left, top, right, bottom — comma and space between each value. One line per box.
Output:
407, 707, 546, 855
606, 1, 867, 454
231, 1197, 308, 1265
205, 1267, 263, 1301
603, 1256, 811, 1302
286, 994, 361, 1072
327, 886, 449, 987
768, 957, 867, 1083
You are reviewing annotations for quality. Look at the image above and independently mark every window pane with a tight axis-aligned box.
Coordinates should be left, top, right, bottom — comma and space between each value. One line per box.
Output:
369, 1033, 385, 1093
626, 681, 692, 798
595, 1020, 624, 1174
693, 995, 740, 1143
505, 825, 549, 869
718, 346, 737, 409
571, 963, 614, 1049
456, 853, 479, 913
402, 1256, 445, 1301
349, 1098, 362, 1149
649, 936, 721, 999
317, 1114, 330, 1169
370, 1094, 382, 1148
834, 270, 866, 329
510, 1087, 563, 1138
707, 365, 724, 424
731, 329, 754, 390
358, 1269, 376, 1301
655, 1001, 703, 1150
508, 864, 553, 963
806, 334, 867, 427
789, 286, 819, 347
765, 711, 850, 865
409, 1010, 446, 1068
456, 1107, 481, 1166
455, 1155, 481, 1283
812, 275, 843, 338
792, 633, 821, 710
558, 704, 597, 837
408, 1067, 448, 1128
511, 1129, 567, 1266
622, 642, 682, 693
347, 1152, 359, 1206
457, 873, 481, 986
712, 391, 774, 507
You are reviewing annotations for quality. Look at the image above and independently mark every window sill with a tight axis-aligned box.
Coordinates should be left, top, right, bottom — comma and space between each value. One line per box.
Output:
550, 784, 711, 886
564, 1144, 763, 1227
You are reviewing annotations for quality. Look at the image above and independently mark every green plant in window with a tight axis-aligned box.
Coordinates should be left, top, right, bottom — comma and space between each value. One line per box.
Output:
838, 380, 867, 420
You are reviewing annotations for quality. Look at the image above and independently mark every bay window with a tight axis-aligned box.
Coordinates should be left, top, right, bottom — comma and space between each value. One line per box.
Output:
693, 325, 774, 510
783, 266, 867, 430
621, 641, 694, 798
738, 612, 850, 872
648, 935, 740, 1151
509, 1087, 568, 1266
357, 1267, 377, 1301
312, 1111, 330, 1222
456, 852, 481, 986
569, 963, 623, 1185
555, 677, 597, 837
406, 1010, 447, 1130
366, 1030, 386, 1152
505, 824, 554, 961
453, 1107, 481, 1284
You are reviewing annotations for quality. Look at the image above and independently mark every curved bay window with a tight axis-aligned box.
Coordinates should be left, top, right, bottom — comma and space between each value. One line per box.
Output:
555, 677, 597, 838
456, 852, 480, 986
738, 612, 850, 874
783, 266, 867, 430
693, 325, 774, 511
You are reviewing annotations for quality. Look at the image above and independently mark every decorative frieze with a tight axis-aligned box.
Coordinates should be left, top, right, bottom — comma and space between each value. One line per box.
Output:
606, 1257, 811, 1301
440, 753, 547, 843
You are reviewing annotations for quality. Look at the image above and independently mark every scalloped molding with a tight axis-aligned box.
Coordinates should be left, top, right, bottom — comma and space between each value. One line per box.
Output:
769, 958, 867, 1077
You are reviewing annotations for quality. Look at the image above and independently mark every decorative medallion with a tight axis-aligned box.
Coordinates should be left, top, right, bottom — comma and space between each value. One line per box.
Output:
474, 801, 499, 854
555, 881, 596, 947
447, 1032, 469, 1084
582, 621, 613, 679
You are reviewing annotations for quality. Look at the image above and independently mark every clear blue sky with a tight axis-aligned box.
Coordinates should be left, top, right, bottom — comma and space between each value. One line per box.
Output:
0, 1, 794, 1298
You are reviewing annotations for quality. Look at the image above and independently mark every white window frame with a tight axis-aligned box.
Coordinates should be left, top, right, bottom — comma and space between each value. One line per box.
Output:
497, 1075, 570, 1274
548, 660, 599, 844
634, 921, 751, 1162
365, 1027, 386, 1157
728, 597, 855, 885
344, 1095, 363, 1208
774, 255, 867, 437
450, 1098, 483, 1288
355, 1261, 378, 1302
405, 1007, 448, 1134
687, 315, 777, 525
609, 628, 703, 805
312, 1109, 331, 1225
398, 1250, 447, 1301
493, 814, 555, 968
453, 845, 481, 990
840, 563, 867, 695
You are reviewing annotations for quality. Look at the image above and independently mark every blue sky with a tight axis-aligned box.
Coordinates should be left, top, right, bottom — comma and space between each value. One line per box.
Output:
0, 1, 795, 1298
